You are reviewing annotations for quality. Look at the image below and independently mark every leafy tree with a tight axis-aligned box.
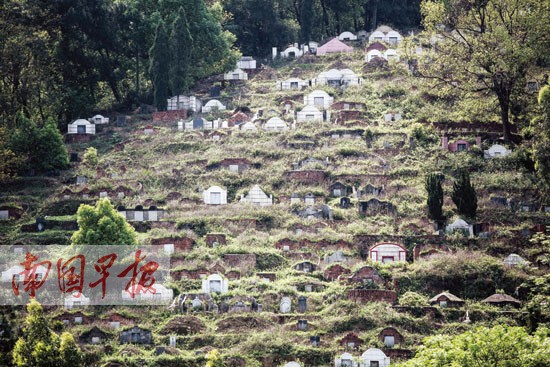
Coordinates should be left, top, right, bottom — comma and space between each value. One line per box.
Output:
149, 20, 170, 111
419, 0, 549, 141
425, 172, 445, 220
299, 0, 314, 43
451, 170, 477, 218
71, 198, 137, 246
396, 325, 550, 367
8, 115, 68, 173
170, 8, 193, 101
12, 300, 83, 367
59, 332, 83, 367
82, 147, 98, 167
533, 85, 550, 198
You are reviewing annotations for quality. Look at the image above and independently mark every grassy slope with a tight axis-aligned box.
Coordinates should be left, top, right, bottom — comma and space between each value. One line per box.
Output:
0, 48, 548, 367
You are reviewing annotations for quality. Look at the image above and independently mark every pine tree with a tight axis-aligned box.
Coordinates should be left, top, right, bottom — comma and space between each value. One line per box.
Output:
149, 20, 170, 111
425, 172, 444, 220
451, 170, 477, 218
170, 8, 193, 103
533, 85, 550, 198
12, 300, 83, 367
300, 0, 314, 43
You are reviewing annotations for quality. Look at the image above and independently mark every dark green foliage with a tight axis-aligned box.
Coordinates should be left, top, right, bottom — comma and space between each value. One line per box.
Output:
170, 8, 193, 97
451, 169, 477, 218
425, 173, 444, 220
8, 116, 68, 173
224, 0, 296, 57
149, 21, 170, 111
0, 306, 18, 367
533, 85, 550, 198
300, 0, 315, 43
255, 252, 286, 270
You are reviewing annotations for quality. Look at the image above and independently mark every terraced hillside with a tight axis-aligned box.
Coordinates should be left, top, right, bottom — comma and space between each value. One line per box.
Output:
1, 47, 548, 367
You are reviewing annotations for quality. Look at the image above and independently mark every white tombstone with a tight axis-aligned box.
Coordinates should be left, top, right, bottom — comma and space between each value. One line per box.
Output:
64, 293, 90, 309
297, 105, 324, 122
240, 121, 257, 132
237, 56, 256, 69
281, 46, 304, 58
170, 335, 176, 347
203, 186, 228, 205
446, 218, 474, 237
338, 31, 357, 41
284, 362, 301, 367
304, 90, 334, 110
68, 119, 95, 135
109, 321, 120, 329
264, 117, 289, 132
89, 114, 109, 124
280, 297, 291, 313
163, 244, 174, 255
224, 68, 248, 81
503, 253, 526, 266
2, 264, 48, 282
240, 185, 273, 206
369, 242, 407, 263
335, 352, 357, 367
201, 274, 229, 294
202, 99, 226, 113
484, 144, 511, 158
366, 49, 383, 62
0, 210, 9, 220
278, 77, 308, 90
361, 348, 390, 367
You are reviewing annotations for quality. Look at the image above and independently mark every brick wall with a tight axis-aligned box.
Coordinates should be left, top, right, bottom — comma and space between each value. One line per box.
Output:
347, 289, 397, 304
285, 170, 328, 184
152, 110, 187, 123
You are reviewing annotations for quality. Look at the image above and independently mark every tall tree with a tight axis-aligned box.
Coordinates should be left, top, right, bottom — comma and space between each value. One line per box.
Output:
451, 169, 477, 218
425, 172, 445, 220
170, 8, 193, 99
149, 20, 170, 111
299, 0, 315, 43
533, 85, 550, 199
12, 300, 83, 367
419, 0, 549, 141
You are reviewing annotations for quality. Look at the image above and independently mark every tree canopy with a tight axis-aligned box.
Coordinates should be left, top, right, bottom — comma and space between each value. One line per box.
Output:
418, 0, 549, 141
12, 300, 83, 367
71, 198, 138, 246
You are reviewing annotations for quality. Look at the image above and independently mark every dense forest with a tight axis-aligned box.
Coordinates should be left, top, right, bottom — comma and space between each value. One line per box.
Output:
0, 0, 421, 128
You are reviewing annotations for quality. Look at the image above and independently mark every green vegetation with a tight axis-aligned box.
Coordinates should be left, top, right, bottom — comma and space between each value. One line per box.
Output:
71, 198, 137, 246
12, 300, 83, 367
0, 0, 548, 366
7, 116, 68, 173
396, 325, 550, 367
419, 0, 548, 141
425, 173, 444, 220
451, 170, 477, 219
